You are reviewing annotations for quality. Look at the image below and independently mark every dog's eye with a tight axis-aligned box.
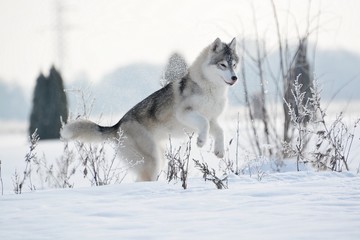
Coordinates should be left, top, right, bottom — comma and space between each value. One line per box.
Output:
219, 63, 227, 68
233, 64, 237, 68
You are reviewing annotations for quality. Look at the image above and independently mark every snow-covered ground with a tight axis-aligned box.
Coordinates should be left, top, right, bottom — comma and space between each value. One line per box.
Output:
1, 103, 360, 239
1, 171, 359, 239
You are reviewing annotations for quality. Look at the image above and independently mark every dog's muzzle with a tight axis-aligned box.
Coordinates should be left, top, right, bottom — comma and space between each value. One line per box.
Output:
226, 76, 238, 86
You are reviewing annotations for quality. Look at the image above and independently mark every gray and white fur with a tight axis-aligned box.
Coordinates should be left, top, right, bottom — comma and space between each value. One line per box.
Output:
61, 37, 239, 181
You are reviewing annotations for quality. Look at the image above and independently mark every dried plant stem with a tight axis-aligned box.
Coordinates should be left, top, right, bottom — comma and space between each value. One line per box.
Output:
0, 160, 3, 195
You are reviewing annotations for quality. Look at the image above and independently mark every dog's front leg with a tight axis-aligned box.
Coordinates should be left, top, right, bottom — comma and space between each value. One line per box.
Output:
176, 110, 209, 147
210, 120, 225, 158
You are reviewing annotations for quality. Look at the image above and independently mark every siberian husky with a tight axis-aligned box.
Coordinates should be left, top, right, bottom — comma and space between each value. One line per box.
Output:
61, 37, 239, 181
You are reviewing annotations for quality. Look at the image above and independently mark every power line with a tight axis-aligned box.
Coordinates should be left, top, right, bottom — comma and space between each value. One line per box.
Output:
53, 0, 75, 75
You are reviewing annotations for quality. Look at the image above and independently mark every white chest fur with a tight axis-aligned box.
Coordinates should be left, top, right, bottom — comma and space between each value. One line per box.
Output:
201, 90, 227, 119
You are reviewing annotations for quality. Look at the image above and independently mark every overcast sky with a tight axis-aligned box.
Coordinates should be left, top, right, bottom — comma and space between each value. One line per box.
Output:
1, 0, 359, 90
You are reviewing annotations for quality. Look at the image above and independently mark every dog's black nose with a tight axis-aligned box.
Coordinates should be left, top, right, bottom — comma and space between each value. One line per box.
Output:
231, 76, 238, 81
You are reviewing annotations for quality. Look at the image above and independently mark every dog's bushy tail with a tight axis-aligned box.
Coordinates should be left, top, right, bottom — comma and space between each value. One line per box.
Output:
61, 119, 119, 142
162, 53, 188, 85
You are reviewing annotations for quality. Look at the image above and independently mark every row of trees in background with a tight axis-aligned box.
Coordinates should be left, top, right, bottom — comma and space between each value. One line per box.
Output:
0, 81, 29, 120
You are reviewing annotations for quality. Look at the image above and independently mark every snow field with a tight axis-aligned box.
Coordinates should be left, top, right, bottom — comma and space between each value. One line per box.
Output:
1, 171, 359, 240
1, 103, 360, 239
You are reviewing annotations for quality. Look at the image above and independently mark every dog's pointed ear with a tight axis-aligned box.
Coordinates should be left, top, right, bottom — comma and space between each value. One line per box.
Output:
211, 38, 223, 53
229, 37, 237, 51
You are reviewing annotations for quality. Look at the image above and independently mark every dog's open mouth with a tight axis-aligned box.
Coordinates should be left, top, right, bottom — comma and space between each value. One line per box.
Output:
227, 81, 236, 86
224, 79, 237, 86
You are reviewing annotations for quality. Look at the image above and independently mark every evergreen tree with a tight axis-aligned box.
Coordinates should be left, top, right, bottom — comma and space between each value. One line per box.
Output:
29, 66, 68, 139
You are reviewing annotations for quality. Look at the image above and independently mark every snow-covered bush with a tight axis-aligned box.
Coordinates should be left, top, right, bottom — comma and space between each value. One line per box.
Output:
12, 130, 39, 194
283, 77, 359, 172
74, 136, 129, 186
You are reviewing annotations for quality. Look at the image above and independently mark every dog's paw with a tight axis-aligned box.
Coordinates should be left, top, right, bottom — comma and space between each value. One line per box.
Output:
214, 141, 225, 158
197, 137, 205, 148
197, 130, 208, 148
214, 149, 224, 158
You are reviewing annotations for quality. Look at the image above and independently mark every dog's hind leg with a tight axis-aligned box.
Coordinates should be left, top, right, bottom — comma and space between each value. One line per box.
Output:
134, 138, 163, 181
136, 152, 160, 181
121, 122, 163, 181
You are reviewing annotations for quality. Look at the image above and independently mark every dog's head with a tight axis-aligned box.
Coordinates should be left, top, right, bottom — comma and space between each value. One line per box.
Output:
204, 37, 239, 86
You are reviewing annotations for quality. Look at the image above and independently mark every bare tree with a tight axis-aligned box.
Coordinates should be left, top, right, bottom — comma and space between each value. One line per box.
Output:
239, 0, 320, 161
